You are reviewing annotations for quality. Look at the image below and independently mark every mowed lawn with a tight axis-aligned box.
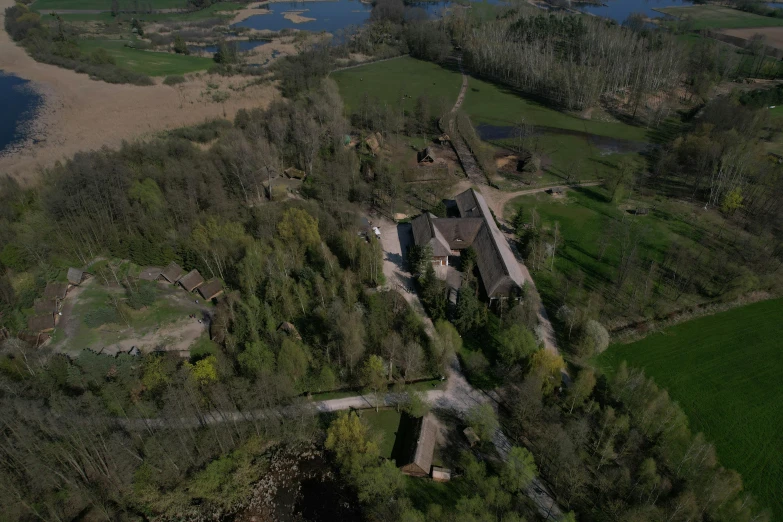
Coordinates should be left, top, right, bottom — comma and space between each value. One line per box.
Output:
595, 299, 783, 521
461, 76, 650, 142
333, 56, 463, 115
362, 409, 402, 460
78, 40, 213, 75
657, 4, 783, 29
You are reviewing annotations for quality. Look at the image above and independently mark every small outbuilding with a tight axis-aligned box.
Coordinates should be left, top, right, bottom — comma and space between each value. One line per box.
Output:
277, 321, 302, 341
128, 346, 142, 357
28, 314, 56, 334
547, 187, 565, 196
139, 267, 163, 281
431, 466, 452, 482
365, 132, 383, 155
198, 279, 224, 301
34, 298, 58, 315
399, 413, 437, 478
435, 134, 450, 144
178, 269, 205, 293
67, 268, 87, 286
463, 426, 480, 447
418, 147, 436, 164
160, 262, 184, 284
43, 282, 68, 301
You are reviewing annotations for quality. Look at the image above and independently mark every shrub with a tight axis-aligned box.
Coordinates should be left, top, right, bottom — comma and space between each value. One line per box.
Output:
89, 48, 116, 66
84, 307, 120, 328
163, 74, 186, 85
126, 282, 156, 310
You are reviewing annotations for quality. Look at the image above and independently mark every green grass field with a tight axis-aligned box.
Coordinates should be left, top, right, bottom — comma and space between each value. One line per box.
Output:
332, 56, 463, 115
33, 0, 186, 11
594, 298, 783, 521
657, 5, 783, 29
461, 77, 650, 142
362, 409, 402, 460
78, 39, 213, 75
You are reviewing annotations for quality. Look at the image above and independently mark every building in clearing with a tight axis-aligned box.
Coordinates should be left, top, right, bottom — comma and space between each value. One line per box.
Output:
34, 298, 58, 315
138, 267, 163, 281
198, 279, 224, 301
159, 262, 184, 284
28, 314, 56, 334
67, 268, 87, 286
417, 147, 437, 164
178, 270, 205, 293
410, 189, 526, 300
399, 413, 437, 478
43, 282, 68, 301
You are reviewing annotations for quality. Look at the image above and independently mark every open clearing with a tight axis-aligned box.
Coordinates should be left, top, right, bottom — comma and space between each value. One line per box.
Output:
332, 56, 463, 115
77, 40, 214, 76
719, 26, 783, 49
657, 5, 783, 29
362, 409, 402, 460
32, 0, 187, 11
594, 298, 783, 521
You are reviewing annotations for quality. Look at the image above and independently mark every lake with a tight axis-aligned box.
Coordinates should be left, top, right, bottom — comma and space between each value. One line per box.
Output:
0, 71, 43, 156
233, 0, 373, 33
577, 0, 695, 23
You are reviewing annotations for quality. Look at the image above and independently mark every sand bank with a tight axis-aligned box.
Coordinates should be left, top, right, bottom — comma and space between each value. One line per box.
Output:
0, 0, 278, 185
282, 10, 316, 23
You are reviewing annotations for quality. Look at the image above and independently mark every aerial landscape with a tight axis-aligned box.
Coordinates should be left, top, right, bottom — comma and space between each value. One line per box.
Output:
0, 0, 782, 519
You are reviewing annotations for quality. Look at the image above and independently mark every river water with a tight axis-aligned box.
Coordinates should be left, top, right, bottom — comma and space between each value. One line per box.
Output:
0, 71, 43, 157
577, 0, 695, 23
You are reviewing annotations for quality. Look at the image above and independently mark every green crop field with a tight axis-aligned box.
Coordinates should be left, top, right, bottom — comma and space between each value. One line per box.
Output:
657, 5, 783, 29
32, 0, 186, 11
333, 56, 463, 115
461, 77, 650, 142
78, 39, 213, 75
595, 298, 783, 521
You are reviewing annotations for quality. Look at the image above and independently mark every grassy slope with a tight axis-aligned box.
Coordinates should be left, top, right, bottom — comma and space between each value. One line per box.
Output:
594, 298, 783, 521
33, 0, 186, 11
45, 2, 240, 21
78, 39, 213, 75
332, 56, 463, 115
657, 5, 783, 29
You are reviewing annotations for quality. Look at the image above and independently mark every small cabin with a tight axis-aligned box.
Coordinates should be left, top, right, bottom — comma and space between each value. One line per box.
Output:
198, 279, 224, 301
43, 282, 68, 301
418, 147, 437, 164
178, 269, 205, 293
139, 267, 163, 281
160, 262, 184, 284
399, 414, 437, 478
67, 267, 87, 286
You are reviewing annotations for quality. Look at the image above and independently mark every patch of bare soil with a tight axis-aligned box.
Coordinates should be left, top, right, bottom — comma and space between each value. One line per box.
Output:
720, 26, 783, 49
0, 0, 278, 185
100, 315, 209, 356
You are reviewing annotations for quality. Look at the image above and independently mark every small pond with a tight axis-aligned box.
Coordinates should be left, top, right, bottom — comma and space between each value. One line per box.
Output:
188, 39, 269, 54
476, 123, 649, 155
577, 0, 695, 23
0, 71, 43, 156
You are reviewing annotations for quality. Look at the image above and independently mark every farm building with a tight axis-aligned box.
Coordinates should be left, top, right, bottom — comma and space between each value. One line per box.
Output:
138, 267, 163, 281
28, 314, 56, 334
34, 298, 58, 315
198, 280, 224, 301
67, 268, 87, 286
399, 413, 437, 478
178, 270, 205, 293
417, 147, 437, 163
43, 282, 68, 301
160, 262, 184, 284
410, 189, 526, 300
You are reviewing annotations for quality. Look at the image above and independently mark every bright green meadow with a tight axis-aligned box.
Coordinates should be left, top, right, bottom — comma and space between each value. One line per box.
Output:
78, 39, 213, 75
657, 5, 783, 29
595, 298, 783, 521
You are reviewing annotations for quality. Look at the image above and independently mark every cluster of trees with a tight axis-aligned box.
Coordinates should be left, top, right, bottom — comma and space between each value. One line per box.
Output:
3, 4, 154, 85
502, 361, 770, 522
462, 13, 683, 113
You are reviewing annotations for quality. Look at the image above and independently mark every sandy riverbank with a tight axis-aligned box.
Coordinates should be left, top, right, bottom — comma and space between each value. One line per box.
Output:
283, 10, 316, 23
0, 0, 278, 185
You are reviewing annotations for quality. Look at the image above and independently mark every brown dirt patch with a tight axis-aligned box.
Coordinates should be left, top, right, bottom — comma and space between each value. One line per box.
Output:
0, 0, 278, 186
719, 26, 783, 49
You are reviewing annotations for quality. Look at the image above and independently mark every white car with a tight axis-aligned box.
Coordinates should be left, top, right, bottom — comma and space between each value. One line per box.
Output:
372, 226, 381, 240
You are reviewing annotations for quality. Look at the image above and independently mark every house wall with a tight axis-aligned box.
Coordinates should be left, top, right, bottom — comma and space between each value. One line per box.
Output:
432, 256, 448, 267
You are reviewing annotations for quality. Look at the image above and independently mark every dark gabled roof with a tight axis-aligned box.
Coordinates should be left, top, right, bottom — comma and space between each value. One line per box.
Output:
455, 189, 484, 218
138, 267, 163, 281
431, 218, 484, 249
400, 413, 437, 476
178, 269, 205, 292
43, 282, 68, 300
28, 314, 55, 333
411, 213, 451, 257
197, 279, 223, 300
160, 262, 184, 283
34, 299, 58, 314
418, 147, 436, 163
67, 268, 84, 286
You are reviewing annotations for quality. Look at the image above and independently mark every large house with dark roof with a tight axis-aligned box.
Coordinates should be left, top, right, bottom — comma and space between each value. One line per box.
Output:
411, 189, 527, 300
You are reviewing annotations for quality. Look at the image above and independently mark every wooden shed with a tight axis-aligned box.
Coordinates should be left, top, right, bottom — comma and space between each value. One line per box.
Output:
432, 466, 452, 482
197, 279, 224, 301
43, 282, 68, 301
160, 262, 184, 284
34, 298, 58, 315
67, 267, 87, 286
399, 413, 437, 478
277, 321, 302, 341
138, 267, 163, 281
463, 426, 480, 447
284, 167, 306, 180
418, 147, 436, 164
28, 314, 56, 334
178, 269, 205, 293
